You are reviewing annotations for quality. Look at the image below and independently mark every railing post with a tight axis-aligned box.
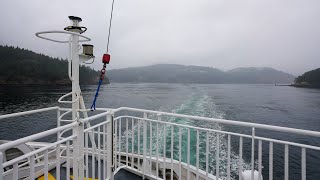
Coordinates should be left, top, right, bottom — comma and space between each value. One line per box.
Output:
156, 114, 161, 179
284, 144, 289, 180
143, 112, 148, 178
239, 136, 243, 180
107, 111, 115, 180
251, 127, 255, 180
269, 142, 273, 180
0, 152, 3, 180
301, 148, 306, 180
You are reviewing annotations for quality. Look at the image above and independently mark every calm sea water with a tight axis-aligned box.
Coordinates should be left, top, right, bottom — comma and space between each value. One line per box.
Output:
1, 83, 320, 179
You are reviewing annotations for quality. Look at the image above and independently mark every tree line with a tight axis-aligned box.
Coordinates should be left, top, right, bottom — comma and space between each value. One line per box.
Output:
0, 45, 107, 85
295, 68, 320, 86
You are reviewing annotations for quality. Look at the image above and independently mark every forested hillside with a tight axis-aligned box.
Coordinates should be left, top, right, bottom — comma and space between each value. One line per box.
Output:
0, 45, 103, 85
294, 68, 320, 88
107, 64, 295, 84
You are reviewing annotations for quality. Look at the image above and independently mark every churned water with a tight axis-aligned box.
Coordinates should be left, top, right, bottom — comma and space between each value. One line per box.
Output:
1, 83, 320, 179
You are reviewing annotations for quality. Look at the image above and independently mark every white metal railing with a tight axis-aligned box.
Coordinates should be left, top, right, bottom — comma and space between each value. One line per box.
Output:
0, 107, 113, 180
1, 106, 320, 180
0, 118, 77, 180
112, 107, 320, 180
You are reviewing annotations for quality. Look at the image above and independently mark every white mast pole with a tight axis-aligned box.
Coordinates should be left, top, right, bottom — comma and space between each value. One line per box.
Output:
69, 16, 80, 124
69, 16, 83, 180
35, 16, 91, 179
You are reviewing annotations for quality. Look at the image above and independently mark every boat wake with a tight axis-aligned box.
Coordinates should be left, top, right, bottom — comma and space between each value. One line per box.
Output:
160, 92, 252, 179
120, 91, 252, 179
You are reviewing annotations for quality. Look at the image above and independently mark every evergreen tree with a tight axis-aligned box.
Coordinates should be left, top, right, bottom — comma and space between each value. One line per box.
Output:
0, 45, 108, 85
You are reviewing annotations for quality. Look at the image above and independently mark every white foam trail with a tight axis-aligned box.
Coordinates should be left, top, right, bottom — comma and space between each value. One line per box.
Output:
165, 93, 252, 180
120, 91, 253, 180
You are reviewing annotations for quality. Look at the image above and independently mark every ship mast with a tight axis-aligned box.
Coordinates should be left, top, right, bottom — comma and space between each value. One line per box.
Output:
35, 16, 97, 179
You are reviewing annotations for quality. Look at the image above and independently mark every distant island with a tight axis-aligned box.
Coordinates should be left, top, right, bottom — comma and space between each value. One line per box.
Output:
108, 64, 295, 84
292, 68, 320, 88
0, 45, 105, 85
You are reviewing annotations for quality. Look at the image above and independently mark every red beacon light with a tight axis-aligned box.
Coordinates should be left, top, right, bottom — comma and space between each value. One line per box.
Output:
102, 54, 111, 64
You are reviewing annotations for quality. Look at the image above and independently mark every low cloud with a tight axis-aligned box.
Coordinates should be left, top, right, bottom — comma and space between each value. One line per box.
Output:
1, 0, 320, 75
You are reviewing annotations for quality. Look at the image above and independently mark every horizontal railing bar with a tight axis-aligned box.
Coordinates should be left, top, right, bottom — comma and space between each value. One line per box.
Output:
90, 131, 108, 135
113, 107, 320, 137
57, 146, 105, 158
60, 119, 74, 122
116, 115, 240, 135
116, 116, 252, 137
0, 106, 59, 120
59, 107, 111, 112
256, 136, 320, 150
3, 135, 76, 167
84, 120, 109, 132
96, 108, 114, 111
0, 122, 77, 151
33, 148, 55, 161
3, 147, 57, 175
81, 111, 110, 123
58, 107, 71, 111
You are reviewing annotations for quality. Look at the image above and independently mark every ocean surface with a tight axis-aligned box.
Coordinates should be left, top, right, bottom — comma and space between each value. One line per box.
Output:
1, 83, 320, 179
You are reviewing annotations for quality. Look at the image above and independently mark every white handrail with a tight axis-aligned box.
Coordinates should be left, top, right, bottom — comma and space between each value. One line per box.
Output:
112, 113, 320, 180
81, 111, 110, 123
2, 135, 75, 170
2, 148, 57, 175
0, 122, 77, 151
0, 106, 59, 120
1, 107, 320, 180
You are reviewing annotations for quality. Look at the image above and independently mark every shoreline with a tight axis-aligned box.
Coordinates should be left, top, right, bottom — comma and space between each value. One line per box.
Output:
275, 84, 320, 89
290, 84, 320, 89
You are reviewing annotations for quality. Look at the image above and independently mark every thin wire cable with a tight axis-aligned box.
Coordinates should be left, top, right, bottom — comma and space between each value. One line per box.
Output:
106, 0, 116, 53
90, 0, 115, 110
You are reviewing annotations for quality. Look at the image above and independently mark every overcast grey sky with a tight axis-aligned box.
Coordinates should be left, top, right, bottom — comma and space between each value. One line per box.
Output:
1, 0, 320, 75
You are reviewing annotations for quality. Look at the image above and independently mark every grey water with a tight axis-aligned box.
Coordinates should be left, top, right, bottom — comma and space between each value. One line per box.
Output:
1, 83, 320, 179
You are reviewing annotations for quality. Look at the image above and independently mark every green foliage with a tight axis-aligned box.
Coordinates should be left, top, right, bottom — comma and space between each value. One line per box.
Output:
0, 45, 103, 85
295, 68, 320, 85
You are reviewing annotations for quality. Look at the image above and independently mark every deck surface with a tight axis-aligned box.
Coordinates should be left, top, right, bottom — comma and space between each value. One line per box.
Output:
115, 169, 142, 180
37, 158, 142, 180
38, 169, 142, 180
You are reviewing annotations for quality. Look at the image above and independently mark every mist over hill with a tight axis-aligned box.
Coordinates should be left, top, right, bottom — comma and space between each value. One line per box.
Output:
108, 64, 295, 84
0, 45, 295, 85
